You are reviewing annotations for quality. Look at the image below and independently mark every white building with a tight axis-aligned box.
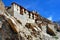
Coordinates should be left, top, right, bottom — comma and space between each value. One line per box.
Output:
6, 2, 39, 26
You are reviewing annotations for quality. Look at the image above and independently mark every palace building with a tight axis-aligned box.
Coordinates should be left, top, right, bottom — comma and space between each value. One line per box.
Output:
0, 0, 60, 40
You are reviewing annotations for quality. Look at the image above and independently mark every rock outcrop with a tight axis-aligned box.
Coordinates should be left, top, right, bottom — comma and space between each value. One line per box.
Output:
0, 0, 60, 40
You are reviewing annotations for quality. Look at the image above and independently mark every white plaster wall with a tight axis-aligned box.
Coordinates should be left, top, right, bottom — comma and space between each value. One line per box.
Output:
30, 13, 32, 19
41, 25, 47, 33
27, 18, 35, 23
14, 11, 35, 26
22, 9, 24, 14
17, 6, 20, 13
36, 21, 42, 24
25, 11, 28, 15
14, 4, 20, 14
14, 11, 27, 26
34, 15, 36, 20
24, 11, 29, 18
13, 4, 26, 26
13, 4, 35, 26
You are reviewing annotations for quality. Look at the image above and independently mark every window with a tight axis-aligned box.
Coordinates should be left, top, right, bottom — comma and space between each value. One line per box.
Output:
24, 11, 26, 14
32, 14, 34, 19
20, 7, 23, 15
29, 13, 30, 18
17, 9, 18, 11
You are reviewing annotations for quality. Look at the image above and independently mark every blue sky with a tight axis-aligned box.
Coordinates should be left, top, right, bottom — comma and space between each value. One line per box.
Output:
2, 0, 60, 21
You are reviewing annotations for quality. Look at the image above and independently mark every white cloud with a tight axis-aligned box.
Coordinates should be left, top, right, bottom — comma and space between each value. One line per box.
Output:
47, 16, 52, 21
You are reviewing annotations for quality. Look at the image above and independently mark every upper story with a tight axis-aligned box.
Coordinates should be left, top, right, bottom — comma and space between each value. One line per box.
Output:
6, 2, 52, 24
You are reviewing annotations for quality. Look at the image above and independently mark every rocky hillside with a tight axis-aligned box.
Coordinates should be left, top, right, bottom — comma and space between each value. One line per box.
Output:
0, 11, 57, 40
0, 0, 60, 40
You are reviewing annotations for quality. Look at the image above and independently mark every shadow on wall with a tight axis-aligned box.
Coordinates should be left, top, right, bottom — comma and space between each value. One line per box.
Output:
57, 26, 60, 32
46, 26, 56, 36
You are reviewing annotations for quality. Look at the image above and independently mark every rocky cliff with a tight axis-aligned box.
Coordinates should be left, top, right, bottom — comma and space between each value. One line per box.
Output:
0, 0, 60, 40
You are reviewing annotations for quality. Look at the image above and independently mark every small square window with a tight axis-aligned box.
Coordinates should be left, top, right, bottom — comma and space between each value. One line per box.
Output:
17, 9, 18, 11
